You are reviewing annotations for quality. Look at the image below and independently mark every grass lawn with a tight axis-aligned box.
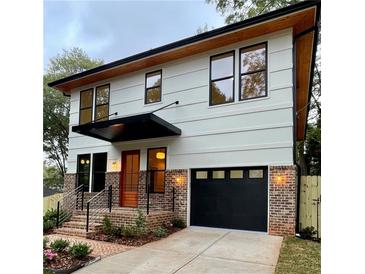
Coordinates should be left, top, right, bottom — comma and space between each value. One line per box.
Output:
276, 236, 320, 274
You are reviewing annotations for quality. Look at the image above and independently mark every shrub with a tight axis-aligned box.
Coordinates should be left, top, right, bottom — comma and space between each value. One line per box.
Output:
43, 237, 49, 249
135, 209, 147, 236
43, 208, 58, 222
68, 243, 92, 259
154, 226, 167, 238
172, 217, 186, 228
50, 239, 70, 252
43, 220, 56, 233
102, 216, 112, 235
123, 226, 138, 237
111, 225, 124, 238
299, 226, 317, 240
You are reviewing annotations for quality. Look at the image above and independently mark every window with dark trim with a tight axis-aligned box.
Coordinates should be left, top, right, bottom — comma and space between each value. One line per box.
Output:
79, 89, 93, 124
239, 43, 267, 100
95, 84, 110, 121
92, 152, 107, 192
145, 70, 162, 104
147, 147, 166, 193
77, 154, 91, 191
210, 51, 235, 106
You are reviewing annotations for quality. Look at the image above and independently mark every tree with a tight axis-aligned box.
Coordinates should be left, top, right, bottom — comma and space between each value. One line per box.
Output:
206, 0, 321, 175
43, 48, 103, 184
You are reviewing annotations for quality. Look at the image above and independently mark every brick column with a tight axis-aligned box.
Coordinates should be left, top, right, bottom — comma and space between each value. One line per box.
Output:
105, 172, 120, 207
269, 165, 296, 236
63, 173, 76, 193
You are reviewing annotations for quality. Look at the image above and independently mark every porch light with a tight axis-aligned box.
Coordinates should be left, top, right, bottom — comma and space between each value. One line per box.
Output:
111, 161, 119, 171
175, 175, 185, 186
276, 175, 285, 185
156, 152, 165, 159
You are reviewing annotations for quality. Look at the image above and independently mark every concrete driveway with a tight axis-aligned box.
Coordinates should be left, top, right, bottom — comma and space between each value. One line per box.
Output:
76, 227, 283, 274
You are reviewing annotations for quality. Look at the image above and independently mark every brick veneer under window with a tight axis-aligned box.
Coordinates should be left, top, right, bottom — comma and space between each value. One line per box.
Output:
269, 165, 296, 236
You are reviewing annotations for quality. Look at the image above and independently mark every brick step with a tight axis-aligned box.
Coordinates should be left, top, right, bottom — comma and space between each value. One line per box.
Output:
62, 221, 102, 230
70, 215, 105, 223
53, 227, 96, 238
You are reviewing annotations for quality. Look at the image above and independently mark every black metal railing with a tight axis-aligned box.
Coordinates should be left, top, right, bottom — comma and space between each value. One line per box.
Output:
56, 184, 85, 228
86, 185, 112, 232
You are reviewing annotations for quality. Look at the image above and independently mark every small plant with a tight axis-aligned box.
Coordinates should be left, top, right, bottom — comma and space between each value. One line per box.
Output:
102, 216, 112, 235
111, 225, 124, 238
135, 209, 147, 236
154, 226, 167, 238
44, 249, 58, 262
50, 239, 70, 252
43, 208, 58, 222
123, 226, 138, 237
43, 219, 56, 232
299, 226, 317, 240
172, 217, 186, 228
43, 237, 49, 249
68, 243, 92, 259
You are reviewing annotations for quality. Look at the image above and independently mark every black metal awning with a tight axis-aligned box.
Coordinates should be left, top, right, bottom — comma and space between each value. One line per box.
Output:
72, 112, 181, 142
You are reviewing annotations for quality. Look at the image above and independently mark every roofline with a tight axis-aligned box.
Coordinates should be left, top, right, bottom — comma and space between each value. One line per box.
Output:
48, 0, 320, 88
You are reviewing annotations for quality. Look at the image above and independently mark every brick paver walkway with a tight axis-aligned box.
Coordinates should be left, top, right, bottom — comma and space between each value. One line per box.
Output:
46, 234, 133, 258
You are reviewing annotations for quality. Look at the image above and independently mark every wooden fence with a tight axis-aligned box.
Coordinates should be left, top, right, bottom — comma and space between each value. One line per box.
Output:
43, 193, 63, 215
299, 176, 321, 238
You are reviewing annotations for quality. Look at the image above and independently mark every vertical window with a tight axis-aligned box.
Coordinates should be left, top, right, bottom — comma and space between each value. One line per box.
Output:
95, 84, 110, 121
77, 154, 91, 191
145, 70, 162, 104
79, 89, 93, 124
92, 153, 107, 192
147, 147, 166, 193
240, 43, 267, 100
210, 51, 235, 105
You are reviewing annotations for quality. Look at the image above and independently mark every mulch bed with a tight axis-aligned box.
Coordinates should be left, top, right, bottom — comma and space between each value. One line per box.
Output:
89, 227, 182, 246
44, 251, 96, 273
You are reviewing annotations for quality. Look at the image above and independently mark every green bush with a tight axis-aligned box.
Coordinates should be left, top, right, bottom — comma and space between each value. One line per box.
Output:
43, 237, 49, 249
43, 220, 56, 232
68, 243, 92, 259
50, 239, 70, 252
102, 216, 112, 235
299, 226, 317, 240
172, 217, 186, 228
111, 225, 124, 238
135, 209, 147, 236
43, 208, 58, 222
123, 226, 138, 237
154, 226, 167, 238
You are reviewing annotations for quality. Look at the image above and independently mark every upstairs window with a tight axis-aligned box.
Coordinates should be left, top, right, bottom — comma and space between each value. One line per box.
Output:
79, 89, 93, 124
210, 51, 235, 106
147, 147, 166, 193
145, 70, 162, 104
240, 43, 267, 100
95, 84, 110, 121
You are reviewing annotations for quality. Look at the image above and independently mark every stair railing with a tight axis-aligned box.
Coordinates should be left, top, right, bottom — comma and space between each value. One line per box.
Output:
56, 184, 85, 228
86, 185, 112, 232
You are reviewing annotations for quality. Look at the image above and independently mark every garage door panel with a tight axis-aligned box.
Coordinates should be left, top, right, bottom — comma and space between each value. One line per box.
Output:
190, 167, 268, 232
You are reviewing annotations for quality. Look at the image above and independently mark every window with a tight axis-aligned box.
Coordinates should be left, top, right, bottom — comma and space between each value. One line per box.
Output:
249, 169, 264, 179
210, 51, 234, 105
145, 70, 162, 104
240, 43, 267, 100
92, 153, 107, 192
212, 170, 225, 179
147, 147, 166, 193
196, 171, 208, 179
95, 84, 110, 121
230, 170, 244, 179
77, 154, 91, 191
79, 89, 93, 124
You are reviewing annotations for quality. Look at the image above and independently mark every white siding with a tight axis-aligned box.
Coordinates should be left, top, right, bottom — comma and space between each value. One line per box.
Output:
67, 28, 294, 173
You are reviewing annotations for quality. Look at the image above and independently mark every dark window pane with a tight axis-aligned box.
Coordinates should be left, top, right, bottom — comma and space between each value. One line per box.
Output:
211, 78, 234, 105
80, 89, 93, 108
80, 108, 92, 124
93, 153, 107, 172
96, 85, 109, 105
77, 154, 90, 191
146, 71, 161, 88
146, 87, 161, 104
92, 153, 107, 192
211, 52, 234, 80
241, 72, 266, 99
93, 173, 105, 192
241, 44, 266, 74
95, 105, 108, 121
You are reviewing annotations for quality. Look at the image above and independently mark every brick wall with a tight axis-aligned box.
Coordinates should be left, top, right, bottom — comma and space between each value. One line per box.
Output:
269, 165, 296, 236
64, 173, 76, 193
138, 169, 188, 224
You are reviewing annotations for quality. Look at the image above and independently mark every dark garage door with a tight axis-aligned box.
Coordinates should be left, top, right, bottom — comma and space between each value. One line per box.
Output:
190, 167, 268, 232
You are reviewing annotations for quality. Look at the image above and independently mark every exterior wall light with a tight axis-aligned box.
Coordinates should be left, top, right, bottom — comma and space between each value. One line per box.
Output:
111, 161, 119, 171
156, 152, 165, 159
175, 175, 185, 186
276, 175, 285, 185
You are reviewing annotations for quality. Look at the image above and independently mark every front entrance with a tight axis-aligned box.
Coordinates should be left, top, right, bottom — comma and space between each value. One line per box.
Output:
120, 150, 140, 207
190, 167, 268, 232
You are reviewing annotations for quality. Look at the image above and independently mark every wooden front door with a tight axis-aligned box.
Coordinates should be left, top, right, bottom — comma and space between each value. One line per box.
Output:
120, 150, 140, 207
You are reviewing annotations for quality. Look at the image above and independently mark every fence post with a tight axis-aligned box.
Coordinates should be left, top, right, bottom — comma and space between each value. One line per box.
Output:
86, 202, 90, 232
56, 201, 60, 228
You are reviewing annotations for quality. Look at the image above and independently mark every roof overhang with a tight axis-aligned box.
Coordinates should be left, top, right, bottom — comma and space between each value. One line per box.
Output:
50, 0, 320, 141
72, 113, 182, 142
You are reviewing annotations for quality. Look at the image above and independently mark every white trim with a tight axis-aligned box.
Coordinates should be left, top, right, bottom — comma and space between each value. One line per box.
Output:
88, 154, 93, 193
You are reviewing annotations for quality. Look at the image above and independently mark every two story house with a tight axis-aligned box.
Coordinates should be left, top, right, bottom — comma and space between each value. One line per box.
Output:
49, 1, 320, 237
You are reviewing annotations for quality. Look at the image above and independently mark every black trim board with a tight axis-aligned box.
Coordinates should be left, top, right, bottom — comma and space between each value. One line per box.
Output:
48, 1, 320, 89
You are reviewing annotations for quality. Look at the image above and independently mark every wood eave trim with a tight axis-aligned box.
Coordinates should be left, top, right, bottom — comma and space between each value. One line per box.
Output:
55, 6, 317, 93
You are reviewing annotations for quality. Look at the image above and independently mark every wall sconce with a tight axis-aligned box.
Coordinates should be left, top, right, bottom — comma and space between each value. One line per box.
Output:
175, 175, 185, 186
276, 175, 285, 185
156, 152, 165, 160
111, 161, 119, 171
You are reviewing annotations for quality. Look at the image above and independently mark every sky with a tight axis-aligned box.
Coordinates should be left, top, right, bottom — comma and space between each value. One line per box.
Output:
44, 0, 226, 71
